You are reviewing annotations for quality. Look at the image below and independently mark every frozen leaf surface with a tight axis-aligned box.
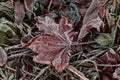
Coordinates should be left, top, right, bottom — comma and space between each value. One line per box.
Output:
113, 67, 120, 80
23, 16, 75, 72
36, 16, 59, 33
78, 0, 104, 40
95, 33, 113, 47
96, 49, 119, 72
14, 1, 25, 31
0, 46, 7, 66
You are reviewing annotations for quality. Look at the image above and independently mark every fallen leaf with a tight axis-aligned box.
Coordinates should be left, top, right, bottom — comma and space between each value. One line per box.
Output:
36, 16, 59, 34
113, 67, 120, 80
102, 74, 111, 80
0, 46, 7, 66
96, 49, 119, 72
95, 33, 113, 47
23, 16, 76, 72
78, 0, 104, 40
0, 18, 18, 43
14, 1, 25, 31
0, 2, 13, 19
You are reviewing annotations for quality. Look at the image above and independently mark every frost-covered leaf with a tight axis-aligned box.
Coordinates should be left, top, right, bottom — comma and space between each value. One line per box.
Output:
78, 0, 105, 40
0, 18, 18, 43
96, 49, 119, 72
0, 46, 7, 66
106, 11, 116, 28
0, 18, 16, 34
113, 67, 120, 80
36, 16, 59, 33
95, 33, 113, 47
0, 2, 13, 19
23, 16, 76, 72
14, 1, 25, 31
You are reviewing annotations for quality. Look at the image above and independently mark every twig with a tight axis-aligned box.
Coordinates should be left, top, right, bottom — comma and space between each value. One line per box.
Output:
8, 51, 30, 59
70, 59, 99, 79
72, 41, 96, 45
33, 66, 50, 80
66, 65, 89, 80
89, 50, 107, 60
48, 0, 52, 12
0, 43, 9, 47
5, 44, 21, 51
8, 49, 30, 55
5, 66, 16, 72
97, 64, 120, 67
56, 41, 96, 46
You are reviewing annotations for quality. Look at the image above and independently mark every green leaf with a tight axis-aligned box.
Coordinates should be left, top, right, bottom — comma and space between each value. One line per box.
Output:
95, 33, 113, 47
0, 18, 18, 44
109, 14, 116, 26
0, 2, 14, 20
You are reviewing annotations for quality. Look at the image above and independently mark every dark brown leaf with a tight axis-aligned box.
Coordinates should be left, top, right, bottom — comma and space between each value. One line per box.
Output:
37, 0, 49, 6
102, 74, 111, 80
36, 16, 59, 34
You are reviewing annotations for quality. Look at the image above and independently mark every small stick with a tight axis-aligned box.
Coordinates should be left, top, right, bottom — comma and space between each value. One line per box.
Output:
66, 65, 89, 80
33, 66, 50, 80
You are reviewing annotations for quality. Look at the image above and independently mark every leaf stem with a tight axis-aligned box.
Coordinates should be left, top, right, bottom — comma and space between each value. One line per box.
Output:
71, 41, 96, 46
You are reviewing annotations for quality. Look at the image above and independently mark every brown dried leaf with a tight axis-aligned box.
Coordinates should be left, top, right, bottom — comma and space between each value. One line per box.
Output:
78, 0, 105, 40
0, 46, 7, 66
23, 16, 75, 72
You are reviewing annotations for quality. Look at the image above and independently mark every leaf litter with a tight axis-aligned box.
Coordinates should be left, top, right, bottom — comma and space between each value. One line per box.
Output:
0, 0, 120, 80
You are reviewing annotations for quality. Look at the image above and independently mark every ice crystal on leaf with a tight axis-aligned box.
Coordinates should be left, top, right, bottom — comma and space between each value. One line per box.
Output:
0, 47, 7, 66
78, 0, 104, 40
23, 16, 76, 72
14, 1, 25, 31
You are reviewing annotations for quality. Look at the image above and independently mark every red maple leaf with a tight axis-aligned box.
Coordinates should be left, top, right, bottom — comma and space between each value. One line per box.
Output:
22, 16, 76, 72
96, 49, 119, 72
78, 0, 104, 40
